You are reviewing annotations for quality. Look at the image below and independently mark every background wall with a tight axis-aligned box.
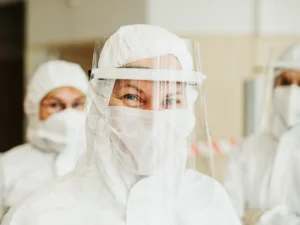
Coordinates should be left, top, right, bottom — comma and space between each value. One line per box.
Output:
258, 0, 300, 35
147, 0, 255, 34
26, 0, 147, 45
25, 0, 300, 140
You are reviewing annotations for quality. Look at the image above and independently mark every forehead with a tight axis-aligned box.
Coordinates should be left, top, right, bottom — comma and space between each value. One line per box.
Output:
114, 79, 186, 90
113, 55, 186, 94
44, 87, 84, 99
277, 70, 300, 79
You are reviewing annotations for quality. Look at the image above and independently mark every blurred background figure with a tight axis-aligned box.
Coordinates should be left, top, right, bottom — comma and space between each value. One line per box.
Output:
0, 60, 88, 219
223, 44, 300, 224
257, 45, 300, 225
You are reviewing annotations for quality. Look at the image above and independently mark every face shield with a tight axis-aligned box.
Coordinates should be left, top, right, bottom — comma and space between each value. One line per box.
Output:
262, 54, 300, 133
86, 36, 214, 193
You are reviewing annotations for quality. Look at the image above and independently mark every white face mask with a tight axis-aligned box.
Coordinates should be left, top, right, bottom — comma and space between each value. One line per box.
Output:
108, 106, 195, 176
274, 85, 300, 128
28, 109, 86, 154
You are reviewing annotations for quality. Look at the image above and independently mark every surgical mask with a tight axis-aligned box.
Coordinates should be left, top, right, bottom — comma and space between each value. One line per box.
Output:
108, 106, 195, 176
273, 85, 300, 128
28, 109, 86, 154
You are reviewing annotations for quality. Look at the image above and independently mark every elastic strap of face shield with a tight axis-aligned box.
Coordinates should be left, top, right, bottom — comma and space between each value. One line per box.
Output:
90, 68, 206, 83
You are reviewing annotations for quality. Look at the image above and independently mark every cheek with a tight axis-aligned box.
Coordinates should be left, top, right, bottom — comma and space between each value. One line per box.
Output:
39, 106, 52, 121
295, 77, 300, 86
109, 96, 125, 106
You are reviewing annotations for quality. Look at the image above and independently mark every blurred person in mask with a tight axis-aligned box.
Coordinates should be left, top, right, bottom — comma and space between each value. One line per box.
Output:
1, 25, 241, 225
224, 44, 300, 224
257, 45, 300, 225
0, 60, 88, 219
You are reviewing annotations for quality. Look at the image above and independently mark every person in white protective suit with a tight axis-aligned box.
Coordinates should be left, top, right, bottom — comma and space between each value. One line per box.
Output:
0, 60, 88, 219
224, 44, 300, 224
1, 25, 241, 225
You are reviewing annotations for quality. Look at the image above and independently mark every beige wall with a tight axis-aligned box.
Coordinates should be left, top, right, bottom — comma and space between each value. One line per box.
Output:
190, 35, 300, 140
193, 36, 254, 140
25, 0, 300, 139
26, 0, 147, 45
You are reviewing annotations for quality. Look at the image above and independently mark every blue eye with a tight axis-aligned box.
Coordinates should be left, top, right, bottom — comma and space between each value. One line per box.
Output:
166, 98, 181, 105
166, 99, 175, 105
165, 99, 182, 108
121, 94, 145, 108
123, 94, 139, 101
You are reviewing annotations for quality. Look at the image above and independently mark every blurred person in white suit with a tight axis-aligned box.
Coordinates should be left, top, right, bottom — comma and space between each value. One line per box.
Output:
224, 44, 300, 224
0, 60, 88, 219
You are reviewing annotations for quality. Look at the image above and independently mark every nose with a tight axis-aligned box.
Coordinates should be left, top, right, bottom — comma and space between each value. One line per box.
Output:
65, 103, 74, 110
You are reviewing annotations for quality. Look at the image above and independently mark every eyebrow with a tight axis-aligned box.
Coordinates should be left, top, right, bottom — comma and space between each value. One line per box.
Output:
119, 82, 185, 96
43, 95, 85, 103
166, 92, 184, 98
120, 83, 143, 94
74, 95, 86, 101
42, 96, 62, 102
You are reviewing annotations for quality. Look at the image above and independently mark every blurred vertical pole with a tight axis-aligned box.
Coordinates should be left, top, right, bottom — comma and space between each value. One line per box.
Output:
0, 1, 24, 152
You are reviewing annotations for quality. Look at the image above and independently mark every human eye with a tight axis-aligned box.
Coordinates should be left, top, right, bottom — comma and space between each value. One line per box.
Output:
164, 98, 182, 109
123, 94, 139, 102
72, 99, 85, 109
49, 102, 63, 109
121, 94, 145, 108
281, 77, 291, 86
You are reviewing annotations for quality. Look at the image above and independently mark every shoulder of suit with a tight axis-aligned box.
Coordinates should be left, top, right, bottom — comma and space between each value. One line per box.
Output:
1, 173, 78, 225
181, 170, 241, 224
2, 143, 50, 165
183, 170, 228, 205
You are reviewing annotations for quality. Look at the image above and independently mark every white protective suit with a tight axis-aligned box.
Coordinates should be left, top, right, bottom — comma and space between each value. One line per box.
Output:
257, 44, 300, 225
0, 60, 88, 219
257, 125, 300, 225
224, 44, 300, 224
1, 25, 241, 225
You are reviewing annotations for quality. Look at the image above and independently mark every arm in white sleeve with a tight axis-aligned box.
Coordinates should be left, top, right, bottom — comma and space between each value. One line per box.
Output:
258, 125, 300, 225
223, 144, 246, 218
